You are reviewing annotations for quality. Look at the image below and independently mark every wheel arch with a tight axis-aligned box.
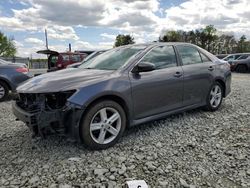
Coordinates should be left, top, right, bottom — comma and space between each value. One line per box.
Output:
214, 78, 226, 97
0, 77, 12, 91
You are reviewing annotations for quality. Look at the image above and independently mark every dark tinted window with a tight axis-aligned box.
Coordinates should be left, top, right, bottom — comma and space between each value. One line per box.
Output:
177, 45, 202, 65
235, 55, 242, 59
50, 55, 58, 67
141, 46, 177, 69
237, 55, 249, 60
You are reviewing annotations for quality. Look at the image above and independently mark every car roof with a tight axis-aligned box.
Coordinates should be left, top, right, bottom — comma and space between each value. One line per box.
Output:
116, 42, 197, 49
226, 53, 250, 56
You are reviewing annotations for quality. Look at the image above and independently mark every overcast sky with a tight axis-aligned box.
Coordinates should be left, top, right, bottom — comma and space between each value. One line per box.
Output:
0, 0, 249, 58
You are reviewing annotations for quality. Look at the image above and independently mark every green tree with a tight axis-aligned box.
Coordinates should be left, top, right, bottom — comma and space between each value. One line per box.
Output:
236, 35, 249, 53
114, 34, 135, 47
217, 34, 237, 54
159, 30, 182, 42
0, 31, 16, 57
203, 25, 218, 51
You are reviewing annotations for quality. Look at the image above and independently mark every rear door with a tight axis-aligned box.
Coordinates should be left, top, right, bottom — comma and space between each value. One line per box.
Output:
176, 45, 215, 106
129, 45, 184, 119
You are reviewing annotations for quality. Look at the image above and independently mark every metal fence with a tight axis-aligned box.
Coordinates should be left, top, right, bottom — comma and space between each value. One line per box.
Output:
0, 57, 48, 69
29, 61, 48, 69
1, 57, 29, 65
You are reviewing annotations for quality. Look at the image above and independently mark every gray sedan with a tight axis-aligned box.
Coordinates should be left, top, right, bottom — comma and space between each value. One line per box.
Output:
0, 59, 32, 101
13, 43, 231, 150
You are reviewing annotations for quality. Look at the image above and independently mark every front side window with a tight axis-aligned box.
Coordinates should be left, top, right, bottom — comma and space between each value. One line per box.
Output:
140, 46, 177, 69
177, 45, 202, 65
200, 52, 211, 63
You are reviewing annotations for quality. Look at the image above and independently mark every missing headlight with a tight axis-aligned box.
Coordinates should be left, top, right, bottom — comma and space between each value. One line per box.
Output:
45, 90, 76, 110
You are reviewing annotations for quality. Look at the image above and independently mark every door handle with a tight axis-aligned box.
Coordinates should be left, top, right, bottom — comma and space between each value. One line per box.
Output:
174, 72, 182, 78
208, 66, 214, 71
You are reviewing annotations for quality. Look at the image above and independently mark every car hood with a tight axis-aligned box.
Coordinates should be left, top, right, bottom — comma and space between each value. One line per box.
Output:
17, 68, 114, 93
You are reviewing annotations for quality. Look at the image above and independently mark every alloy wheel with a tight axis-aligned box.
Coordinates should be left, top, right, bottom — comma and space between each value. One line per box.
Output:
209, 85, 222, 108
0, 85, 5, 99
90, 107, 121, 144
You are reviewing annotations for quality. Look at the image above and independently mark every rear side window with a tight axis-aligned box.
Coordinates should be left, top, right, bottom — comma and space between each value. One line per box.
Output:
72, 55, 81, 62
62, 55, 70, 63
177, 45, 202, 65
237, 55, 249, 60
140, 45, 177, 69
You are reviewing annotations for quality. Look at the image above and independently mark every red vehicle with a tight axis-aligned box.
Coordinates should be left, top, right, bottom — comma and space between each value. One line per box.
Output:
37, 50, 92, 71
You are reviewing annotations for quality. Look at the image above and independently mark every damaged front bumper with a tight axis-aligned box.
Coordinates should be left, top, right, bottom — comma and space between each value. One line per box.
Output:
12, 92, 84, 141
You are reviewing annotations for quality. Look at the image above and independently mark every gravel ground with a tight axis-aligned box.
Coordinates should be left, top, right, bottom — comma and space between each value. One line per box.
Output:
0, 73, 249, 188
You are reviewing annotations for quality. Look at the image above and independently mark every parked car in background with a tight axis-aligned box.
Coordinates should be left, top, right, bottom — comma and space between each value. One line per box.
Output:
36, 50, 89, 72
0, 59, 32, 101
13, 43, 231, 150
226, 53, 250, 71
235, 53, 250, 60
216, 54, 228, 59
223, 53, 250, 62
67, 50, 107, 68
230, 58, 250, 73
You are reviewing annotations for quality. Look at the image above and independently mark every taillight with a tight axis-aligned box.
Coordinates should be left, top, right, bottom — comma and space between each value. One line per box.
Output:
16, 67, 28, 73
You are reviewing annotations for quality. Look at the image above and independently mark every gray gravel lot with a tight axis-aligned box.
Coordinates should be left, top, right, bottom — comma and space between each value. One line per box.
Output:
0, 73, 250, 188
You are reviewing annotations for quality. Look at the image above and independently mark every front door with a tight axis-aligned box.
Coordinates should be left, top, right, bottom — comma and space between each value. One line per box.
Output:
129, 45, 184, 119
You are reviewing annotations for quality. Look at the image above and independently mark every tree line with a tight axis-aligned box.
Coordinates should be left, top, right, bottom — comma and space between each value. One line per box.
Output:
114, 25, 250, 54
1, 25, 250, 58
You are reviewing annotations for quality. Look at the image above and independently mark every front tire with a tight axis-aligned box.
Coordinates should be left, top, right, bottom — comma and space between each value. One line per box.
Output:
80, 100, 126, 150
0, 81, 9, 102
205, 82, 223, 111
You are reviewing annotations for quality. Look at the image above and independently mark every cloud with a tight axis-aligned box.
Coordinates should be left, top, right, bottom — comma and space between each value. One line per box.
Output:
74, 40, 113, 50
25, 37, 44, 45
13, 40, 24, 47
2, 0, 250, 57
100, 33, 116, 40
161, 0, 248, 32
47, 26, 79, 41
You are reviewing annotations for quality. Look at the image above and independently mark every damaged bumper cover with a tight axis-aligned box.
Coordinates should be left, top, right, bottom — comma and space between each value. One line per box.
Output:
12, 92, 84, 141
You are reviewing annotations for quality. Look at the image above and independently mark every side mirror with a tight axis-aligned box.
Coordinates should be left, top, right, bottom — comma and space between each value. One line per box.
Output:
132, 62, 155, 73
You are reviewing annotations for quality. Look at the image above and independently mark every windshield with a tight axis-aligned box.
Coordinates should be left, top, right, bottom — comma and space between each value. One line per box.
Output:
79, 46, 146, 70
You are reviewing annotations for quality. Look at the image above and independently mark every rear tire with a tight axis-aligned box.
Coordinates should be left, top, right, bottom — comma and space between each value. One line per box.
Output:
80, 100, 126, 150
0, 81, 9, 102
205, 82, 223, 111
235, 65, 248, 73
